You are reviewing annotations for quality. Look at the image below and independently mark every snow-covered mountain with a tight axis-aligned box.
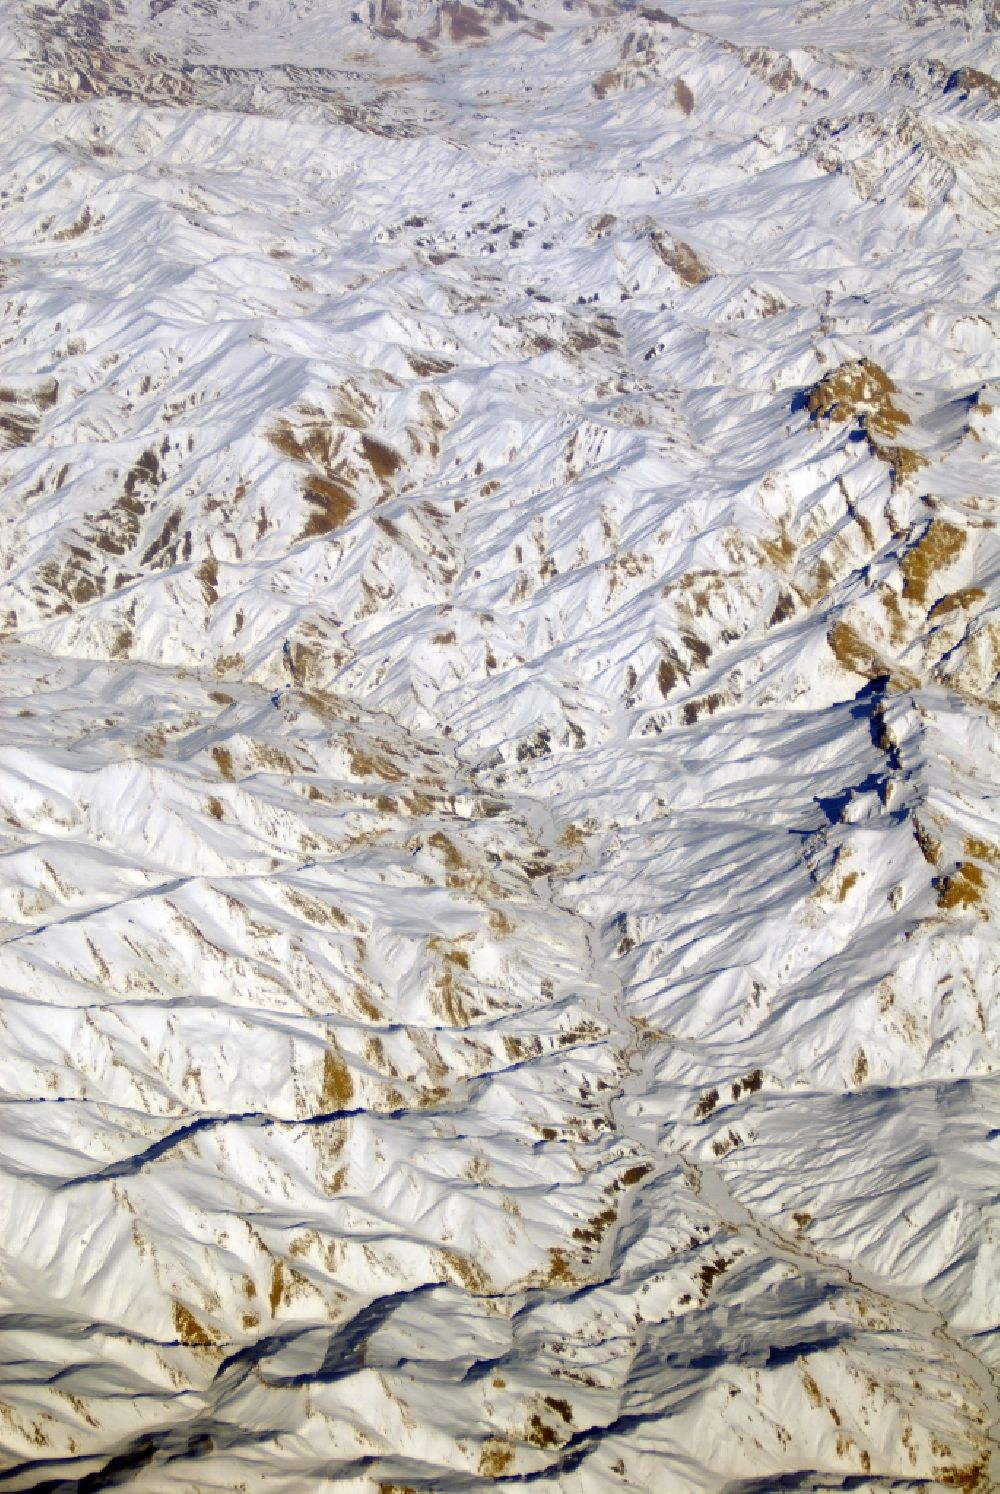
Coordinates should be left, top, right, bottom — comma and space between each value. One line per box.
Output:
1, 0, 998, 1487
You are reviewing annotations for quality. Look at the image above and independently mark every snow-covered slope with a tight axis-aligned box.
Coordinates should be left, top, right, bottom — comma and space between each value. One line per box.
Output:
1, 0, 998, 1487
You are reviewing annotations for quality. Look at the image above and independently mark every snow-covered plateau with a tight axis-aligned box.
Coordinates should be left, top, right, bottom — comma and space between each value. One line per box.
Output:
0, 0, 998, 1488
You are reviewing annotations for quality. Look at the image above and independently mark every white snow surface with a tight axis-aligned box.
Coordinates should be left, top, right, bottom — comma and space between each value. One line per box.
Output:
0, 0, 998, 1487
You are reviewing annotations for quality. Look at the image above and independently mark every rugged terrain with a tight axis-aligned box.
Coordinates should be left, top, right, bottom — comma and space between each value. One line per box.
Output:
0, 0, 998, 1488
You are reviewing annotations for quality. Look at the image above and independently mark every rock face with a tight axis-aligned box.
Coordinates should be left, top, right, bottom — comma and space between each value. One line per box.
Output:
0, 0, 997, 1488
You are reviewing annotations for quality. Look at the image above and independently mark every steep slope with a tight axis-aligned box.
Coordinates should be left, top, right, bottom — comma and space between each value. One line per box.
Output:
0, 0, 997, 1489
